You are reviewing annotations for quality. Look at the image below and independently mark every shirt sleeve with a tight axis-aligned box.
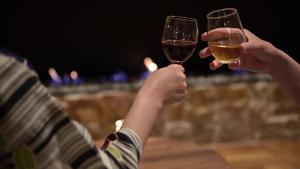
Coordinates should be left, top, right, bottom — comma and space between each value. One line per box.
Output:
98, 128, 143, 169
0, 54, 144, 169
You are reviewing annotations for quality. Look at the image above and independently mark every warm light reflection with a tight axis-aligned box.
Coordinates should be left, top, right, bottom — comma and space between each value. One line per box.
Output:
70, 70, 78, 80
115, 119, 124, 131
144, 57, 158, 72
48, 68, 62, 82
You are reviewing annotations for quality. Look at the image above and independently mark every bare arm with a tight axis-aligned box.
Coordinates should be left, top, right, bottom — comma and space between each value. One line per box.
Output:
268, 48, 300, 104
122, 64, 187, 146
199, 29, 300, 105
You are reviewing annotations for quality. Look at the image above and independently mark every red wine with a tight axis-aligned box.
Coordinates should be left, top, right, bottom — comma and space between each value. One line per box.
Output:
162, 40, 196, 64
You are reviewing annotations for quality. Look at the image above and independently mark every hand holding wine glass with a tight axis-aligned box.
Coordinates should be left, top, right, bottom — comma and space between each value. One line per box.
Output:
205, 8, 246, 65
161, 15, 198, 65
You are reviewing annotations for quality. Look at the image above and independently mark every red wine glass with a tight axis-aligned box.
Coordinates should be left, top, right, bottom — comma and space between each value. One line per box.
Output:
162, 15, 198, 65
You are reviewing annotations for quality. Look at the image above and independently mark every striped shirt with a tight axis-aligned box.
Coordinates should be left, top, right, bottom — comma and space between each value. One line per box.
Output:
0, 53, 142, 169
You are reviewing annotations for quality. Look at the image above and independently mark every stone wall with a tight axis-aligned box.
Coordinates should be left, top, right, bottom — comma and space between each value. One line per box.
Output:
53, 74, 300, 144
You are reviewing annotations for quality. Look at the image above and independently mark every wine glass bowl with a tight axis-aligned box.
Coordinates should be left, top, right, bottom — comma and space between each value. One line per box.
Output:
207, 8, 246, 64
161, 16, 198, 64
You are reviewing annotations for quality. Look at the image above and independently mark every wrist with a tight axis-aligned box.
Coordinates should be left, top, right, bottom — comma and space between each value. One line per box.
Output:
122, 89, 165, 145
136, 89, 164, 112
267, 48, 290, 76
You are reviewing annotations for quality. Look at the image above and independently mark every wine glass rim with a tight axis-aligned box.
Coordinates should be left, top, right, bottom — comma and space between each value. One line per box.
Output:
167, 15, 197, 22
207, 8, 238, 19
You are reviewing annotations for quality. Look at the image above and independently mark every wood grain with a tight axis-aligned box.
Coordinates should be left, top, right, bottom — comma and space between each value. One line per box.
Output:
209, 139, 300, 169
140, 137, 230, 169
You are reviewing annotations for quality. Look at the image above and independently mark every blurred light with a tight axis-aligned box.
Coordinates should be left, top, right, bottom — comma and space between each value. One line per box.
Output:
63, 74, 72, 84
144, 57, 158, 72
115, 119, 124, 131
141, 57, 158, 79
48, 68, 62, 85
70, 70, 83, 85
233, 69, 248, 76
112, 71, 128, 83
70, 70, 78, 80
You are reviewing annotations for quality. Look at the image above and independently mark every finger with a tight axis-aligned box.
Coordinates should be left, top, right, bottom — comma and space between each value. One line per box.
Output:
168, 90, 188, 105
209, 60, 223, 70
201, 32, 208, 41
176, 86, 187, 94
181, 81, 188, 90
228, 61, 240, 70
177, 89, 188, 98
182, 90, 188, 98
208, 27, 244, 39
179, 73, 187, 81
199, 47, 212, 58
240, 41, 261, 54
208, 27, 244, 34
170, 64, 185, 72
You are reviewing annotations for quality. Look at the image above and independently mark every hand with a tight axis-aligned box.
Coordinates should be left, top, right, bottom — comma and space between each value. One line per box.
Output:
199, 29, 283, 74
122, 64, 187, 145
139, 64, 187, 106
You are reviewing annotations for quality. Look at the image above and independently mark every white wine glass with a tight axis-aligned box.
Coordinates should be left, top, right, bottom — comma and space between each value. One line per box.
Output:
207, 8, 247, 64
161, 15, 198, 65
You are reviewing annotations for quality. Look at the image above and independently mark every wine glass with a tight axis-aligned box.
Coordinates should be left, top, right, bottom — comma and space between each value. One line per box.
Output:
161, 15, 198, 65
207, 8, 247, 64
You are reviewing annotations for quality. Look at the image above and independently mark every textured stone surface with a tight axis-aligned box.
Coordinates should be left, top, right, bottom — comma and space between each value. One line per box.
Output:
54, 74, 300, 144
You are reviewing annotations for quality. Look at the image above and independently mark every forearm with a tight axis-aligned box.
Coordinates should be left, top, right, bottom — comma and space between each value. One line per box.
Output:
122, 90, 164, 146
269, 49, 300, 105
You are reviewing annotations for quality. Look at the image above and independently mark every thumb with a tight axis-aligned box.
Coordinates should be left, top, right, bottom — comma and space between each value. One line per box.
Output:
170, 64, 185, 72
228, 61, 240, 70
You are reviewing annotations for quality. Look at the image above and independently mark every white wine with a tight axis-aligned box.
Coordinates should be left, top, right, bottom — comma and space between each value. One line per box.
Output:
209, 43, 241, 64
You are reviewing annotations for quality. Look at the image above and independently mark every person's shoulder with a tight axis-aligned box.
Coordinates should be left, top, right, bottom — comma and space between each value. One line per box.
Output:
0, 48, 22, 63
0, 52, 15, 67
0, 48, 35, 70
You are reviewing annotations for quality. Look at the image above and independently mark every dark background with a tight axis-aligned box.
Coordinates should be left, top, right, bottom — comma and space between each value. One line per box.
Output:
0, 1, 299, 83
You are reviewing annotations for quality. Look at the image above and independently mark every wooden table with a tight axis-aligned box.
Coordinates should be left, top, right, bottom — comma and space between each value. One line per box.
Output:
210, 139, 300, 169
139, 137, 230, 169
